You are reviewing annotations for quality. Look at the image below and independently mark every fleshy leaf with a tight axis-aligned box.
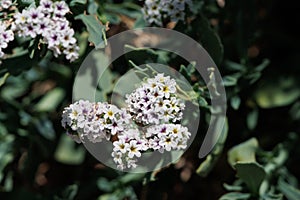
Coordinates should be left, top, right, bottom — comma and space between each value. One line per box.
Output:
235, 162, 266, 195
219, 192, 251, 200
75, 14, 106, 49
228, 138, 258, 168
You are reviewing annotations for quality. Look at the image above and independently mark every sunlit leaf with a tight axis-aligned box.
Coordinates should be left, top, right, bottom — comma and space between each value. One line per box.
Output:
0, 73, 10, 87
228, 138, 258, 168
254, 76, 300, 108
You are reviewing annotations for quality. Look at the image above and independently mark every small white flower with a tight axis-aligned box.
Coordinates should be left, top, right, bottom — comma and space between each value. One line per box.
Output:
53, 1, 69, 15
61, 29, 76, 47
127, 140, 141, 158
64, 45, 80, 62
108, 122, 124, 135
36, 18, 51, 35
126, 158, 137, 169
104, 105, 119, 120
112, 151, 123, 164
113, 139, 129, 154
117, 163, 126, 170
14, 12, 28, 25
27, 8, 44, 23
159, 135, 176, 151
0, 0, 12, 9
175, 138, 188, 150
40, 0, 54, 13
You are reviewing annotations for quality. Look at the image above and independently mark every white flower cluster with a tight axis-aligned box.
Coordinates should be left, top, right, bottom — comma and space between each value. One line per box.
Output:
0, 21, 14, 60
11, 0, 79, 61
62, 74, 191, 170
147, 124, 190, 152
112, 123, 190, 170
0, 0, 12, 9
142, 0, 193, 26
126, 73, 185, 125
61, 100, 131, 143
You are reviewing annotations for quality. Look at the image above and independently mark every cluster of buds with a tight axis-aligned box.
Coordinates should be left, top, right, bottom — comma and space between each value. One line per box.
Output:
62, 74, 191, 170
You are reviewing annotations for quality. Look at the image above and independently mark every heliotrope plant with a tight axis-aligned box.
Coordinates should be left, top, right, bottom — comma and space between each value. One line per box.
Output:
61, 73, 191, 170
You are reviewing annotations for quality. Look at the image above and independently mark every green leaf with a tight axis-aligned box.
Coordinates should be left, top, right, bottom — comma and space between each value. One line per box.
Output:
32, 115, 56, 140
189, 14, 224, 65
235, 162, 266, 195
63, 184, 78, 200
98, 69, 116, 93
124, 45, 160, 66
112, 69, 142, 103
0, 73, 10, 87
54, 134, 85, 165
197, 119, 228, 177
179, 62, 196, 81
70, 0, 86, 6
224, 60, 247, 72
75, 14, 106, 49
255, 59, 270, 72
198, 96, 209, 108
118, 173, 145, 185
231, 96, 241, 110
223, 183, 243, 192
0, 134, 14, 183
219, 192, 251, 200
97, 177, 116, 192
98, 193, 119, 200
88, 0, 99, 15
223, 75, 238, 86
1, 83, 28, 100
278, 178, 300, 200
254, 76, 300, 108
228, 138, 258, 168
290, 101, 300, 120
1, 51, 38, 75
247, 109, 259, 130
104, 3, 142, 19
34, 88, 65, 112
134, 14, 146, 28
261, 192, 283, 200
